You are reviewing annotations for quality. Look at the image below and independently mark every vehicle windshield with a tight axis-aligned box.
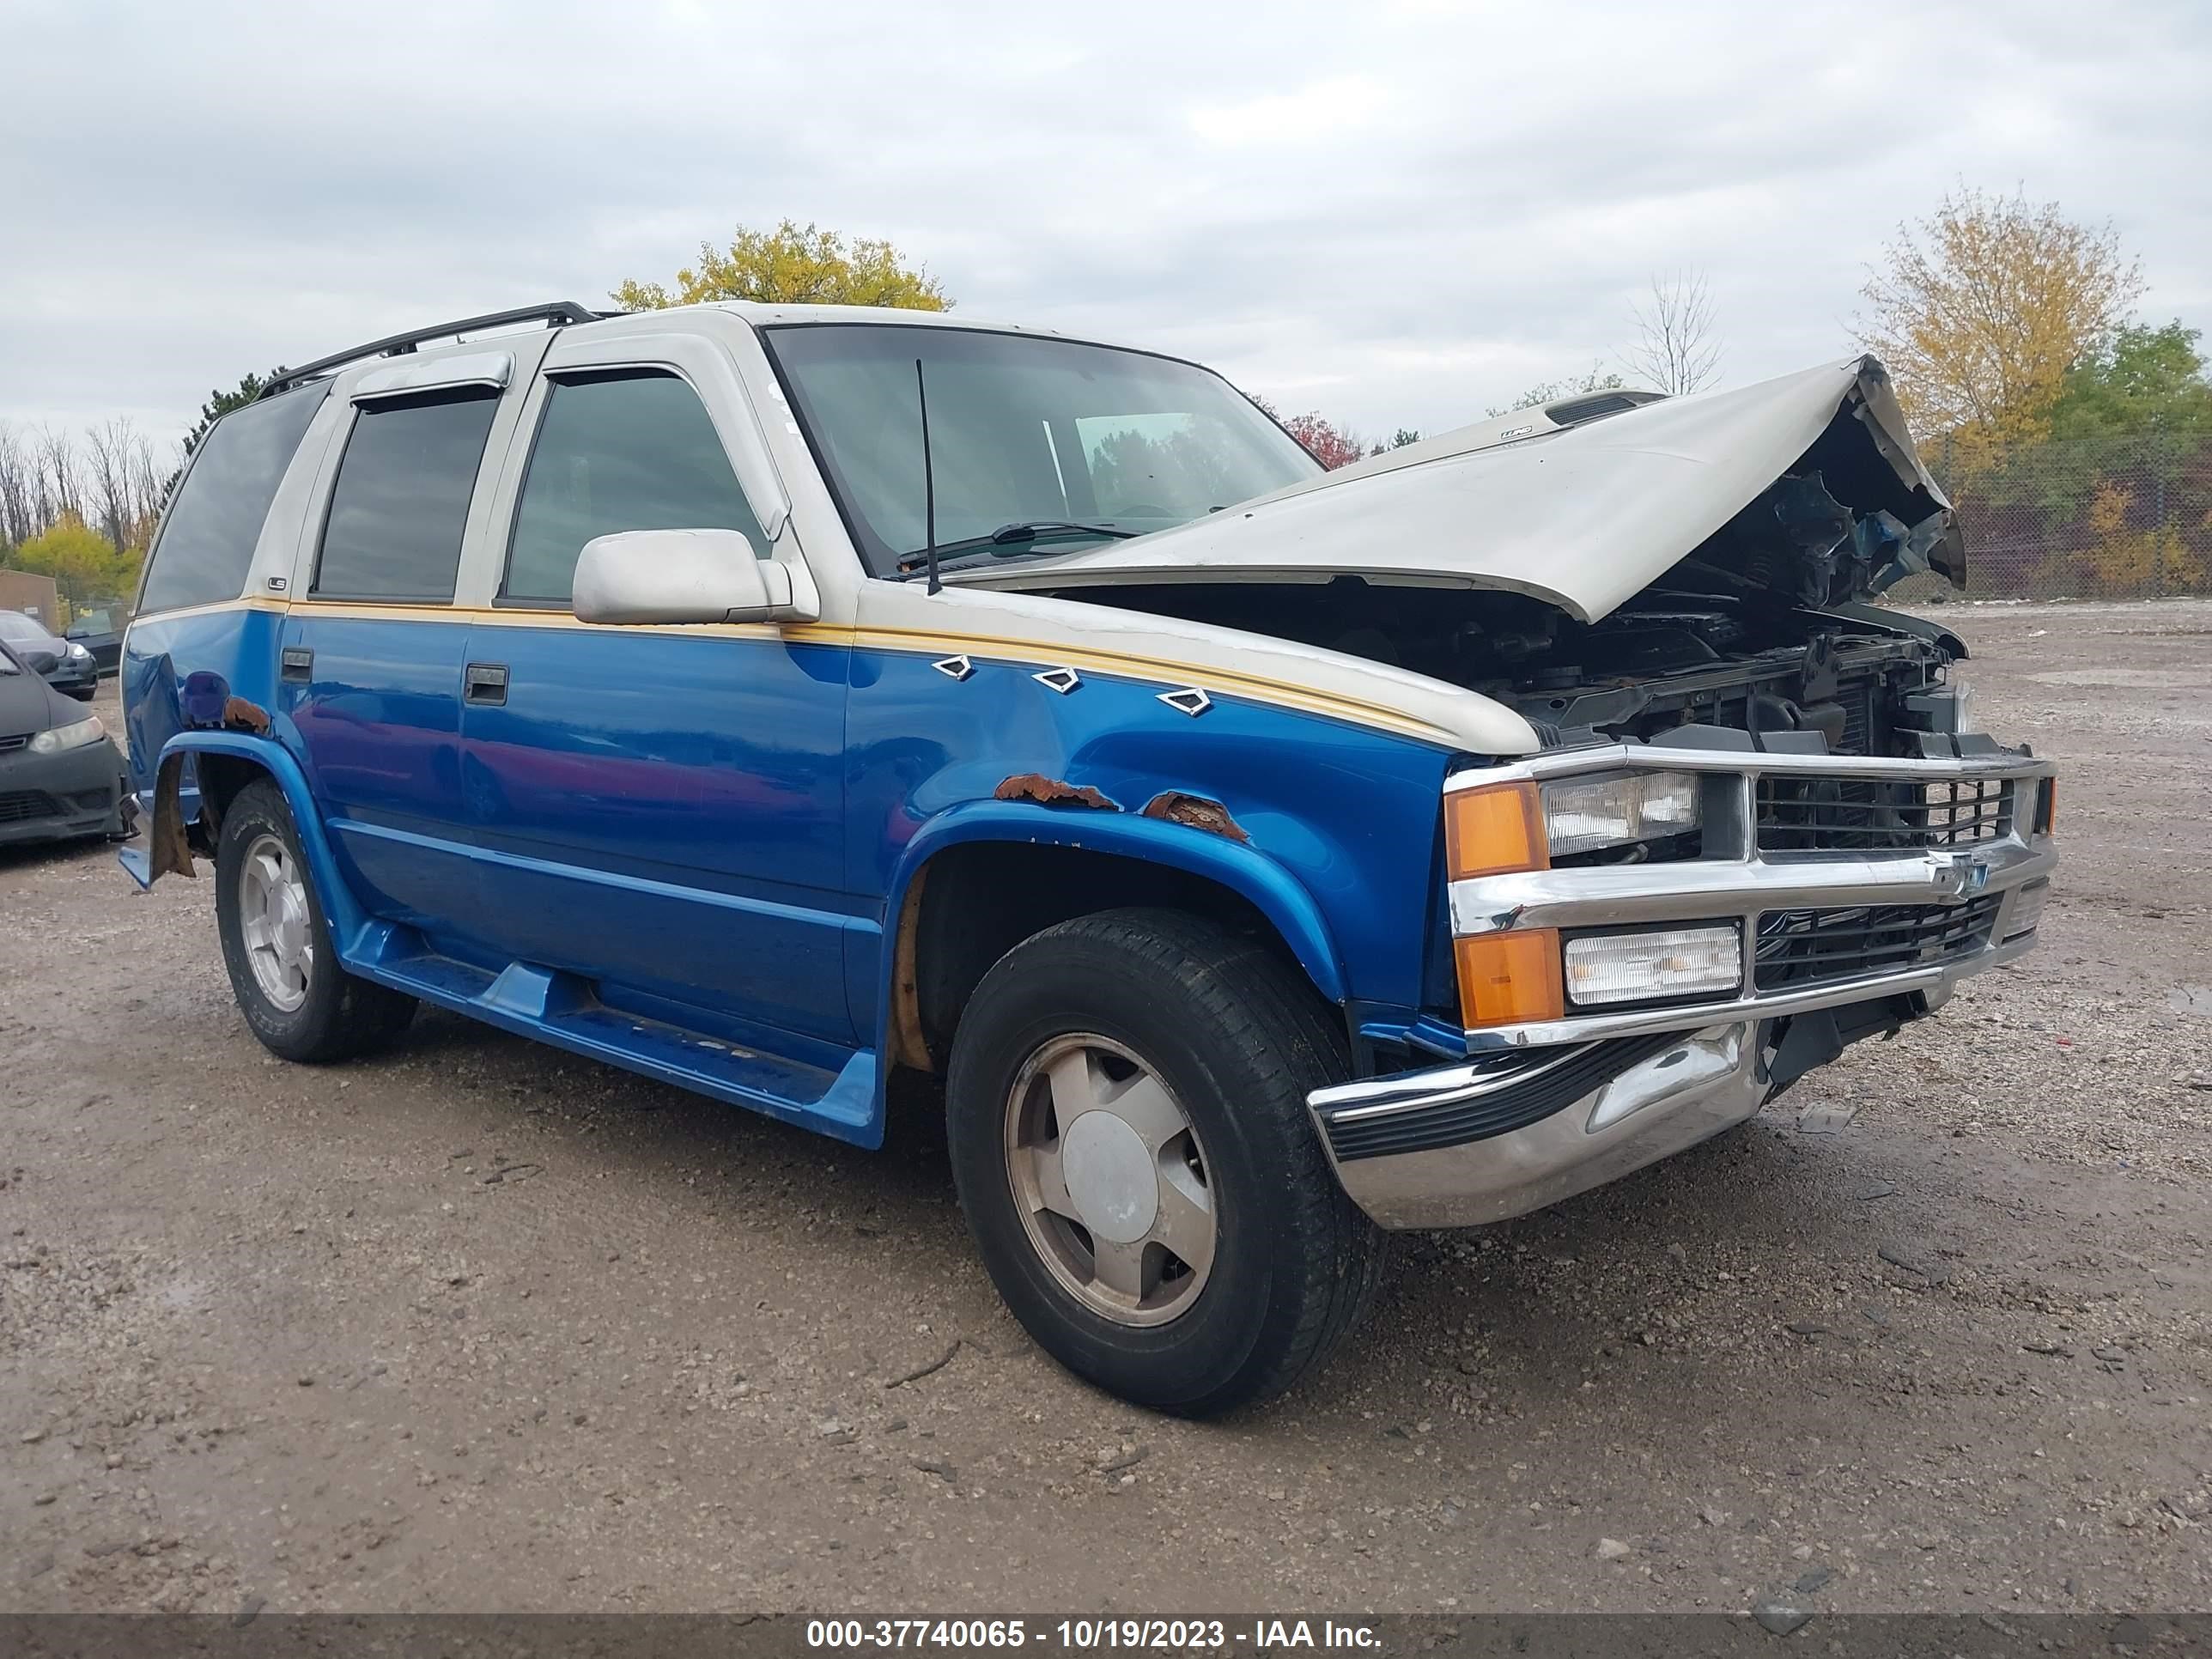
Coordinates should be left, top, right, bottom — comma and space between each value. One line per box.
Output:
0, 611, 52, 643
763, 324, 1322, 577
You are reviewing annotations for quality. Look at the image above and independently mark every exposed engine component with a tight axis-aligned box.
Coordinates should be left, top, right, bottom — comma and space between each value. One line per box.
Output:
1053, 467, 1966, 762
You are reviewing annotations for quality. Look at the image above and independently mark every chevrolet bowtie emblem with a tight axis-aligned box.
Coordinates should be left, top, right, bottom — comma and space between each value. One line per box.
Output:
1937, 852, 1994, 902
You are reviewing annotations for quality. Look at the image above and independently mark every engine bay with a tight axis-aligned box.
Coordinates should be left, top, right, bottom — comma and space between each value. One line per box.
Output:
1053, 467, 1966, 759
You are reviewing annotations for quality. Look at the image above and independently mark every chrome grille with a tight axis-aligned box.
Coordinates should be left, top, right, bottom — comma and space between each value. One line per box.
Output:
0, 732, 29, 753
1754, 896, 2002, 993
1757, 776, 2010, 852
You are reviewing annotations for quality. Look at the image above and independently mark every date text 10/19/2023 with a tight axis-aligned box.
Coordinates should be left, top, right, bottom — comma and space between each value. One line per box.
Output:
805, 1619, 1382, 1650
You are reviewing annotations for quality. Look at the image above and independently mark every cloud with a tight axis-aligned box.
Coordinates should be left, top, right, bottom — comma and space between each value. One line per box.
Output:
1188, 76, 1389, 148
0, 0, 2205, 450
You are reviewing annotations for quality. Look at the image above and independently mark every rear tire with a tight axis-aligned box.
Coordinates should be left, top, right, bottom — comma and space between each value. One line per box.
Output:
214, 778, 416, 1063
946, 908, 1385, 1416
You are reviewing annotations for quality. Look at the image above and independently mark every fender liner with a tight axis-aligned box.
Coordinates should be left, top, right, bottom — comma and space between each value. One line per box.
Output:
126, 733, 369, 952
874, 799, 1348, 1066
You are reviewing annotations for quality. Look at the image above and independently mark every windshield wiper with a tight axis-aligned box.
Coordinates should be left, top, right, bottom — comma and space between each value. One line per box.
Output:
896, 520, 1137, 577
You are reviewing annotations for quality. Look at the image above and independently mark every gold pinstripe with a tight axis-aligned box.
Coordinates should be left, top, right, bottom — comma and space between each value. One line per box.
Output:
131, 597, 1454, 745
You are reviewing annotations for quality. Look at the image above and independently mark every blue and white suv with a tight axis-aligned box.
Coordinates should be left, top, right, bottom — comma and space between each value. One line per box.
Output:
121, 300, 2055, 1412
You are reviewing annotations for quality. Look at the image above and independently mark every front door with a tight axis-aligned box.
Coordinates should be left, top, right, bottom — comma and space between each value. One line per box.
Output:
459, 358, 856, 1048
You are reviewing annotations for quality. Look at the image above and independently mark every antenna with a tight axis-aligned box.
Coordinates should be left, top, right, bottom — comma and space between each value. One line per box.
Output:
915, 357, 941, 595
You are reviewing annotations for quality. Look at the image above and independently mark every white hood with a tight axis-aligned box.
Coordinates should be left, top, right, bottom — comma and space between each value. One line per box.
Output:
955, 356, 1960, 626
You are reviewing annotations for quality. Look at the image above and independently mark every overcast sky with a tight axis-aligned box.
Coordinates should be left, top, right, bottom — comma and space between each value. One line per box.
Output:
4, 0, 2208, 451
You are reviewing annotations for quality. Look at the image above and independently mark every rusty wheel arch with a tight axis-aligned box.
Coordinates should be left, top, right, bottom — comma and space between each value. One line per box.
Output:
146, 744, 284, 879
884, 839, 1326, 1080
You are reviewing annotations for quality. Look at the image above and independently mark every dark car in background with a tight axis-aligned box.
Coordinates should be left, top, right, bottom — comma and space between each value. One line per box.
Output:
64, 604, 128, 675
0, 609, 100, 699
0, 634, 130, 846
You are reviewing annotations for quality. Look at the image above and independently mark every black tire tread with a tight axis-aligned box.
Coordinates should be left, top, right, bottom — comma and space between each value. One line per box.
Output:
949, 907, 1384, 1415
215, 778, 416, 1064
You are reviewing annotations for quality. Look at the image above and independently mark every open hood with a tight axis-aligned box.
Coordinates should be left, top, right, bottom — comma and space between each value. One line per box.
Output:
952, 355, 1962, 625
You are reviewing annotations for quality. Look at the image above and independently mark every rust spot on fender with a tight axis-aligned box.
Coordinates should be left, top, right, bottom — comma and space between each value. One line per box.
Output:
994, 774, 1121, 811
886, 865, 933, 1074
222, 697, 270, 735
1139, 791, 1251, 843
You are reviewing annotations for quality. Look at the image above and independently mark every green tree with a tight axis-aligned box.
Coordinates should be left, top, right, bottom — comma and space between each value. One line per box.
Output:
1971, 323, 2212, 599
8, 513, 136, 611
2049, 322, 2212, 440
614, 220, 951, 311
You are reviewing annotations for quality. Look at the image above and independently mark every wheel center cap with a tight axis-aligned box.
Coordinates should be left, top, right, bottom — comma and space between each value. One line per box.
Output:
1060, 1109, 1158, 1245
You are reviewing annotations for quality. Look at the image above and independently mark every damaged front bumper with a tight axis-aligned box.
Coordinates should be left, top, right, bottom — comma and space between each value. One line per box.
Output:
1310, 741, 2057, 1229
0, 737, 128, 847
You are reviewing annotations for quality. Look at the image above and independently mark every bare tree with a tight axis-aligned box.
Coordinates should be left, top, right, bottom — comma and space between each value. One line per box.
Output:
33, 425, 82, 527
0, 421, 32, 550
127, 430, 172, 548
1626, 270, 1723, 395
85, 417, 137, 554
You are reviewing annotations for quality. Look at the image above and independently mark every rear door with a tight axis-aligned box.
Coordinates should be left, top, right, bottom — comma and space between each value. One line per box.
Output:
459, 331, 857, 1047
280, 344, 546, 936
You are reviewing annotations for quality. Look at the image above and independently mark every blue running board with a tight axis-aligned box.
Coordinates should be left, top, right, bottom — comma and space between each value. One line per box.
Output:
342, 921, 882, 1147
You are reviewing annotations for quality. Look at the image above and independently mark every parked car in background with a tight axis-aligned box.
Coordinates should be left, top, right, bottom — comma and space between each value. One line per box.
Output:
118, 300, 2056, 1414
0, 609, 100, 700
65, 604, 129, 675
0, 634, 130, 846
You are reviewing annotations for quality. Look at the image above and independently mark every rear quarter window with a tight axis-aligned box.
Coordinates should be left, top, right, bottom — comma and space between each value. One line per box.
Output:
139, 382, 327, 616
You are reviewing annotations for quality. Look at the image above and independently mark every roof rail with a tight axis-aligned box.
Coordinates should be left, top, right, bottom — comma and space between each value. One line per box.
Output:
258, 301, 611, 399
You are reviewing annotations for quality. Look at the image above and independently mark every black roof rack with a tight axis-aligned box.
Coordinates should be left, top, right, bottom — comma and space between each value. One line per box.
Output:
258, 301, 611, 400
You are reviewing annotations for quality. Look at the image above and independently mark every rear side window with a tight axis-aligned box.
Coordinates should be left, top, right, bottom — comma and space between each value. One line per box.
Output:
139, 383, 326, 615
314, 388, 500, 601
503, 370, 768, 605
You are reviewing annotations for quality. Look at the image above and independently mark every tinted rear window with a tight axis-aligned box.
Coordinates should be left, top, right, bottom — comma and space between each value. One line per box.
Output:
139, 383, 326, 615
314, 389, 500, 601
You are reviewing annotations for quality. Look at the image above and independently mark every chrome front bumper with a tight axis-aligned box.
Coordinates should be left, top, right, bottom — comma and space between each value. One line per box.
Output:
1310, 741, 2057, 1230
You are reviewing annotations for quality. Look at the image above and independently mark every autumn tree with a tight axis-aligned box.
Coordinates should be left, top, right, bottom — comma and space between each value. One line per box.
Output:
1853, 186, 2144, 476
1279, 411, 1366, 470
9, 513, 135, 611
614, 220, 951, 312
1626, 270, 1721, 395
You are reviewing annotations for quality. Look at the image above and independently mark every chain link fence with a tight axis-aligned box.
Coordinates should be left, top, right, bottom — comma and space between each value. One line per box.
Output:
1888, 430, 2212, 604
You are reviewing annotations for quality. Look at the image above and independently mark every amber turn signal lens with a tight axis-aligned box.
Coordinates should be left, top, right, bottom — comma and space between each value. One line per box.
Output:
2036, 778, 2057, 837
1444, 782, 1548, 880
1455, 930, 1565, 1028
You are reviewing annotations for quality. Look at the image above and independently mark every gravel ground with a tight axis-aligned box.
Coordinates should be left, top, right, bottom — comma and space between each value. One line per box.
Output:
2, 600, 2207, 1617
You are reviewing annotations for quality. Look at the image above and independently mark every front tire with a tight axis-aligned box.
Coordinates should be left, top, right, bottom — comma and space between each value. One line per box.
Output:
214, 778, 416, 1063
946, 908, 1384, 1416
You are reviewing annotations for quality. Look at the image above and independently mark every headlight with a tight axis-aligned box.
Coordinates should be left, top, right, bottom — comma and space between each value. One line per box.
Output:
29, 715, 105, 755
1563, 925, 1741, 1006
1541, 770, 1700, 857
67, 641, 92, 660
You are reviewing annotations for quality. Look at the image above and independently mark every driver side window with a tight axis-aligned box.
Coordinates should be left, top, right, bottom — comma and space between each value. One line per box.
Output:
503, 368, 769, 605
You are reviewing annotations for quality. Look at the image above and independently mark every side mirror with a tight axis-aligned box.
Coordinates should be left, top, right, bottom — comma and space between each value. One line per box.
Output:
571, 529, 817, 626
